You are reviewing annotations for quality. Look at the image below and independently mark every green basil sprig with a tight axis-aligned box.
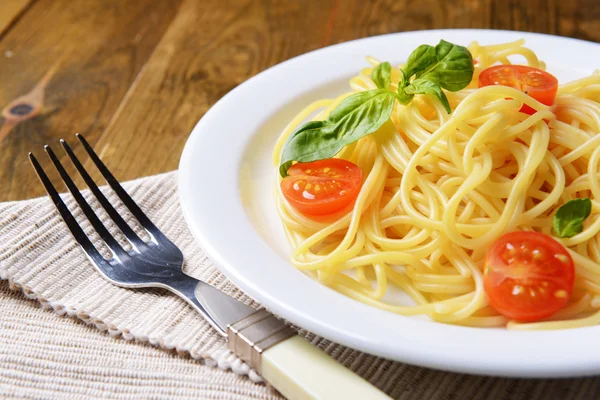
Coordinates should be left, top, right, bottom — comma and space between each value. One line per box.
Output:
553, 198, 592, 238
279, 40, 473, 177
397, 40, 474, 113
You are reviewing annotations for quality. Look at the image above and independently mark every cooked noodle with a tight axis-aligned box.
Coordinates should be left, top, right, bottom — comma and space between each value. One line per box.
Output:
272, 39, 600, 330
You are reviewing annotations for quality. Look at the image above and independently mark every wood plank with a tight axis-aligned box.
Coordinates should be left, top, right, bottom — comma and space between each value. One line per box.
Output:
3, 0, 600, 201
84, 0, 336, 181
0, 0, 181, 201
0, 0, 32, 37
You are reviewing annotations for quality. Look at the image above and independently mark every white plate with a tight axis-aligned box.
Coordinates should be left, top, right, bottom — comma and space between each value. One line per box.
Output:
179, 29, 600, 377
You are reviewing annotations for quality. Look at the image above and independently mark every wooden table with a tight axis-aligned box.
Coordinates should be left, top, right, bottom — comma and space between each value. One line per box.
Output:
1, 0, 599, 202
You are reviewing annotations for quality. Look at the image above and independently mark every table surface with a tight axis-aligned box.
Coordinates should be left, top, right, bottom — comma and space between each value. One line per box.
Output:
0, 0, 599, 202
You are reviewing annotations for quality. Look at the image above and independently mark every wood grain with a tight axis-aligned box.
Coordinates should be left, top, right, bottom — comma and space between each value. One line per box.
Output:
1, 0, 599, 201
83, 0, 338, 181
0, 0, 32, 37
0, 0, 180, 201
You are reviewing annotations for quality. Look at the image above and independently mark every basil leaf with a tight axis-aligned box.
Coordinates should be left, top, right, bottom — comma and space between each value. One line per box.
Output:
372, 62, 391, 89
404, 44, 436, 79
279, 89, 395, 176
327, 89, 392, 124
405, 79, 451, 113
417, 40, 474, 91
553, 198, 592, 238
278, 121, 327, 177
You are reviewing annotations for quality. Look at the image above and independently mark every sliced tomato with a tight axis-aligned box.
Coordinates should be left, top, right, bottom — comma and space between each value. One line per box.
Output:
281, 159, 362, 216
478, 65, 558, 115
483, 231, 575, 322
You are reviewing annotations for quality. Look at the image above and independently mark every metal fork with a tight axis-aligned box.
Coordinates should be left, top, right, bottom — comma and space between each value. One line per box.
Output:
29, 134, 256, 334
29, 134, 391, 400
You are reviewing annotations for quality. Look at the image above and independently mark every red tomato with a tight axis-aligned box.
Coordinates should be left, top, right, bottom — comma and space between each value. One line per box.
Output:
281, 159, 362, 216
484, 231, 575, 322
478, 65, 558, 115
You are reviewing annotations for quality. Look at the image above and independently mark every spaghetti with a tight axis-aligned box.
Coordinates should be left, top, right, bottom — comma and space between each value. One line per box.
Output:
272, 39, 600, 330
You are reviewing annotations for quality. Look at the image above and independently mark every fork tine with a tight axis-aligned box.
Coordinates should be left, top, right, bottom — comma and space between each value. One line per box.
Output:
60, 138, 146, 251
44, 144, 130, 261
29, 153, 108, 267
76, 134, 163, 239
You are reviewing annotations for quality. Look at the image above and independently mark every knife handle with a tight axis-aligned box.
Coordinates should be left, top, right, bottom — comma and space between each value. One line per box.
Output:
262, 335, 391, 400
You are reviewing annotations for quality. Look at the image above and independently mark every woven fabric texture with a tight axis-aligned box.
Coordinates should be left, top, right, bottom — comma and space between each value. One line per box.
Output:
0, 281, 280, 399
1, 171, 599, 399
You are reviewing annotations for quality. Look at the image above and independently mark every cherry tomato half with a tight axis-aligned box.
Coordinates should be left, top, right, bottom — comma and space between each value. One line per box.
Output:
478, 65, 558, 115
484, 231, 575, 322
281, 159, 362, 216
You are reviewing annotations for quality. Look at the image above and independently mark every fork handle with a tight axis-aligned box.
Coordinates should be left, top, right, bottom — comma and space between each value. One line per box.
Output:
166, 274, 257, 336
170, 275, 391, 399
261, 335, 391, 400
228, 310, 391, 400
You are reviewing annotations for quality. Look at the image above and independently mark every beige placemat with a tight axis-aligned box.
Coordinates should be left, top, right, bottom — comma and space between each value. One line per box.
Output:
0, 280, 279, 400
1, 171, 599, 399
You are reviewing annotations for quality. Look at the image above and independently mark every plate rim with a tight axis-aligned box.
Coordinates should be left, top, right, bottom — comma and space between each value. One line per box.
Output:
179, 29, 600, 377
